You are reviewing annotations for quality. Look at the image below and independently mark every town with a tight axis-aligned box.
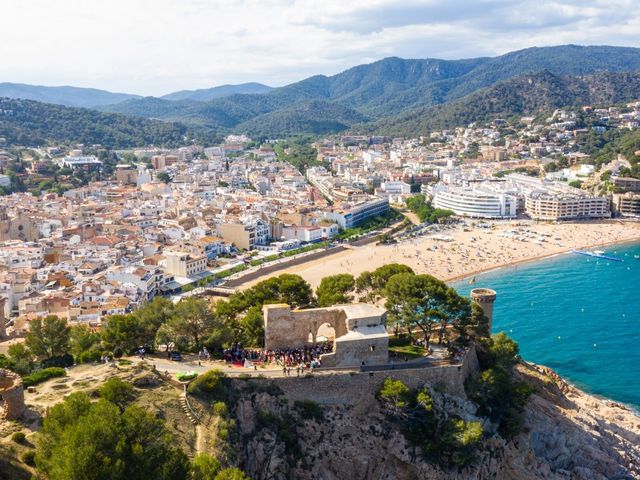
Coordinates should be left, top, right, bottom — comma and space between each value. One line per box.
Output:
0, 102, 639, 332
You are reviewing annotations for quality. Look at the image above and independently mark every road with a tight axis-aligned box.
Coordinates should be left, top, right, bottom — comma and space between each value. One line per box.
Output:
134, 354, 301, 378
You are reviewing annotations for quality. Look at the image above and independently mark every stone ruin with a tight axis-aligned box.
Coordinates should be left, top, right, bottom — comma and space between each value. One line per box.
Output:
0, 368, 26, 420
263, 303, 389, 368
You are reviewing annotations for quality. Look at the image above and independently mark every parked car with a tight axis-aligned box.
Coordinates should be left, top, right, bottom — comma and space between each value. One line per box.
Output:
168, 351, 183, 361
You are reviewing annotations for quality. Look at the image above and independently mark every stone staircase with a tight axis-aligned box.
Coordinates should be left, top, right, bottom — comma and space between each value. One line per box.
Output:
180, 391, 199, 426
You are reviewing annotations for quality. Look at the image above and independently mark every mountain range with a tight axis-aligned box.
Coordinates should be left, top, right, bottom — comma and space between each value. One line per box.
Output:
0, 82, 273, 108
2, 45, 640, 145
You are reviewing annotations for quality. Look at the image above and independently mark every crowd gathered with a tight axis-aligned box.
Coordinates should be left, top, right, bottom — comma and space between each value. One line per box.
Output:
219, 342, 334, 370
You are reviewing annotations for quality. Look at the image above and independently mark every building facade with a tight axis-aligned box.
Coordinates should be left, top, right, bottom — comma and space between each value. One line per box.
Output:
433, 187, 517, 218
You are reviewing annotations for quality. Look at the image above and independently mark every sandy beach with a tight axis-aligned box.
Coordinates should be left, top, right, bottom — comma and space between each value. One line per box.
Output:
238, 220, 640, 289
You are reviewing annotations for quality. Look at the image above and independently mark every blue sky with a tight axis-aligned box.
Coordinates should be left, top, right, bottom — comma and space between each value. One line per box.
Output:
2, 0, 639, 95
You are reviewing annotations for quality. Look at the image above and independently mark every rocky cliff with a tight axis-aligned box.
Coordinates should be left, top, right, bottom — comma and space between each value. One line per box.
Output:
223, 362, 639, 480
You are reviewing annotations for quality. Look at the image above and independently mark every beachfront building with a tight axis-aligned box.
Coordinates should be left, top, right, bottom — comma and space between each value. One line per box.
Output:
433, 186, 517, 219
613, 192, 640, 217
612, 176, 640, 193
323, 196, 390, 229
507, 174, 611, 221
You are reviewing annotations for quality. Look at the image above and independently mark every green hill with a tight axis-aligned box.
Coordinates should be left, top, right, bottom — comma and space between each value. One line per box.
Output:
0, 97, 205, 148
373, 70, 640, 135
235, 100, 370, 136
0, 83, 140, 108
160, 82, 273, 101
97, 45, 640, 135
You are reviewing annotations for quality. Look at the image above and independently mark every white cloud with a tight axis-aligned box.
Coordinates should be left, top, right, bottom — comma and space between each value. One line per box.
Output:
0, 0, 639, 95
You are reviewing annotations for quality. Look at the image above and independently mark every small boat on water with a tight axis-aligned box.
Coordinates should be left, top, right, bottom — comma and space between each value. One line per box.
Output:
634, 255, 640, 260
593, 250, 605, 255
469, 276, 476, 285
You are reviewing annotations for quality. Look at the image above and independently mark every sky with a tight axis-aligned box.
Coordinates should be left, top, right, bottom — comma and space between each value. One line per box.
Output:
1, 0, 640, 96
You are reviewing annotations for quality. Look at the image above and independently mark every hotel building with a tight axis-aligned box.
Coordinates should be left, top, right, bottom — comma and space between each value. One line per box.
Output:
433, 187, 517, 219
507, 174, 610, 221
323, 197, 390, 229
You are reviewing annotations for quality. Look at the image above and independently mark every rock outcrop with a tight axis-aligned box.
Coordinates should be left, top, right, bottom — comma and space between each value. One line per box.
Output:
226, 363, 639, 480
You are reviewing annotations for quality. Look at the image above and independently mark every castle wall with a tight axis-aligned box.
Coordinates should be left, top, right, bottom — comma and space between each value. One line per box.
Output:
331, 335, 388, 367
263, 304, 342, 350
270, 344, 479, 404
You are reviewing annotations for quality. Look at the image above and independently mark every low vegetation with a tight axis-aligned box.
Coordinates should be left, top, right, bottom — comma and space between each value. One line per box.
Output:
378, 378, 484, 467
466, 333, 534, 437
405, 194, 454, 224
22, 367, 66, 387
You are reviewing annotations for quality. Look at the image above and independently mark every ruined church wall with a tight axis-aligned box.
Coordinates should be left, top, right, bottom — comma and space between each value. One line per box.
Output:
263, 305, 343, 350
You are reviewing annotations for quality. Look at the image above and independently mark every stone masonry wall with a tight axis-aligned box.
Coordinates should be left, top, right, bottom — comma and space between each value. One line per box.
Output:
0, 368, 26, 420
270, 344, 479, 404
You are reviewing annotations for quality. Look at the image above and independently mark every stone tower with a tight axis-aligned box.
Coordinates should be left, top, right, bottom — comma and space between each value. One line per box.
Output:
0, 369, 26, 420
471, 288, 497, 335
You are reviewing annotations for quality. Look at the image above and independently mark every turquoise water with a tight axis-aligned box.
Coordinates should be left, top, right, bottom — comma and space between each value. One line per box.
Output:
452, 242, 640, 409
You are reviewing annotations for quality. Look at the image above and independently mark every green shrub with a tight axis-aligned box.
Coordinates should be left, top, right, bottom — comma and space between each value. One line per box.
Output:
191, 453, 221, 480
294, 400, 323, 422
378, 378, 412, 412
23, 367, 66, 387
76, 348, 102, 364
40, 354, 74, 369
187, 369, 227, 399
20, 450, 35, 466
11, 431, 26, 444
99, 377, 136, 409
212, 401, 228, 418
214, 467, 249, 480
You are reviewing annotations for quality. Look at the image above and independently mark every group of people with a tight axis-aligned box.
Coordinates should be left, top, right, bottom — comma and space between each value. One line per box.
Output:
220, 342, 334, 370
263, 342, 333, 368
197, 347, 211, 361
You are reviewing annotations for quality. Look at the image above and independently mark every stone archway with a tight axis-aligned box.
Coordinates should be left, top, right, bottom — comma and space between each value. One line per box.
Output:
0, 369, 25, 420
315, 322, 336, 344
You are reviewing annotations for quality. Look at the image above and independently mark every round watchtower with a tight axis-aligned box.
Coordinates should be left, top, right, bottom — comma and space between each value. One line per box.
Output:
0, 368, 25, 420
470, 288, 497, 335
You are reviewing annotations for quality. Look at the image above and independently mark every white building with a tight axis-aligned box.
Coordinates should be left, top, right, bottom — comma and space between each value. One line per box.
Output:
507, 174, 610, 221
433, 187, 517, 219
380, 181, 412, 195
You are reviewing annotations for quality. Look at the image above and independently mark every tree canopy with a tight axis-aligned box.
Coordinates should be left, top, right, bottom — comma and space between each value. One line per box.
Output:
316, 274, 356, 307
25, 315, 70, 359
35, 392, 190, 480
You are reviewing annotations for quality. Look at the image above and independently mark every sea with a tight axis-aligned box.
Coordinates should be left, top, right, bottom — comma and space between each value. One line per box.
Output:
452, 241, 640, 410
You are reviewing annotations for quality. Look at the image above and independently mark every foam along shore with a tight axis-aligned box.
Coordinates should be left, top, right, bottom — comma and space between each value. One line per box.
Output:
236, 219, 640, 290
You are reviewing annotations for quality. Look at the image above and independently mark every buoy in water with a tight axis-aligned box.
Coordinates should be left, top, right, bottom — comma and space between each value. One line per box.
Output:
593, 343, 597, 347
581, 308, 585, 312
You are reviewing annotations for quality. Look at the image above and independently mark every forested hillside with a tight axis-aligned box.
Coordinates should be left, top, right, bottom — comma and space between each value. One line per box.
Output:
0, 98, 206, 148
373, 70, 640, 135
97, 45, 640, 135
4, 45, 640, 142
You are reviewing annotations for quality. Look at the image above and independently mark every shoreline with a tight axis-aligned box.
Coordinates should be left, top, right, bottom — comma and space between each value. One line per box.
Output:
523, 360, 640, 418
445, 234, 640, 284
232, 220, 640, 291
